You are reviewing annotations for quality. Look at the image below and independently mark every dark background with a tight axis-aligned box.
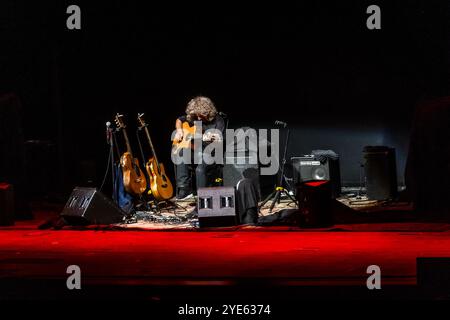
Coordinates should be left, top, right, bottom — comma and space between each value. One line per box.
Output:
1, 1, 449, 199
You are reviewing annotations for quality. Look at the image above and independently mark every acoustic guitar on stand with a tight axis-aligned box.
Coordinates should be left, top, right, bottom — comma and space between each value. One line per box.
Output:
137, 113, 174, 201
114, 113, 147, 196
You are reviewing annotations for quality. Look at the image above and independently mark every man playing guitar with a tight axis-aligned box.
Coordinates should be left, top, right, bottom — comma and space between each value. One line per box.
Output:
173, 96, 225, 200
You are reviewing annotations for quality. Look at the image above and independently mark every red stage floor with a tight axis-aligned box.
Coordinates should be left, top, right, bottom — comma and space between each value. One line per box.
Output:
1, 211, 450, 300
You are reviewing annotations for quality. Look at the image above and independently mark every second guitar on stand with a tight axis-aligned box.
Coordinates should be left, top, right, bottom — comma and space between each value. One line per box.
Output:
137, 113, 173, 201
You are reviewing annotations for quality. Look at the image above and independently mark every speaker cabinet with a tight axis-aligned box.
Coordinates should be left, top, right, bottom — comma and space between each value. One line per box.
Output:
61, 187, 125, 225
0, 183, 14, 226
296, 180, 334, 228
197, 187, 237, 227
363, 146, 397, 200
292, 155, 341, 198
223, 155, 261, 200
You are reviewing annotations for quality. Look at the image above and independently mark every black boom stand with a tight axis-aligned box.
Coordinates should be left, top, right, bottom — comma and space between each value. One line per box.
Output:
259, 121, 297, 213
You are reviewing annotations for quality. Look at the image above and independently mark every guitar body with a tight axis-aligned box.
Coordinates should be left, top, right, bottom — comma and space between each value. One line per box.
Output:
172, 121, 196, 155
146, 157, 174, 201
120, 152, 147, 196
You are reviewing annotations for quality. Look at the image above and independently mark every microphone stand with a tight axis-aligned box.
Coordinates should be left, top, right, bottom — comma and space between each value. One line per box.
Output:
107, 125, 118, 205
259, 122, 297, 213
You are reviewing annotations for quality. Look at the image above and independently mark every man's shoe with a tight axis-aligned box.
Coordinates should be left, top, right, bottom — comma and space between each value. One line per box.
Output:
176, 189, 195, 201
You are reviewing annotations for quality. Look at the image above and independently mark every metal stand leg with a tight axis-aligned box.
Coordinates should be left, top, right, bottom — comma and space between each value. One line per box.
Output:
259, 189, 277, 209
284, 189, 297, 203
269, 190, 281, 212
260, 188, 298, 213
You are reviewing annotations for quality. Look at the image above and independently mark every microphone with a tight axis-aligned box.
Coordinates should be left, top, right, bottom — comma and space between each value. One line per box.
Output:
219, 111, 228, 118
275, 120, 287, 128
106, 121, 112, 143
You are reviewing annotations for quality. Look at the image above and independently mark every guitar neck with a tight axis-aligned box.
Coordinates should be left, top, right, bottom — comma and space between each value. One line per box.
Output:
144, 126, 159, 166
122, 129, 133, 157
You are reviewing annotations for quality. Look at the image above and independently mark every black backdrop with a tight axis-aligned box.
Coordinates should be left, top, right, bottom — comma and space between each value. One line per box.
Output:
1, 1, 449, 197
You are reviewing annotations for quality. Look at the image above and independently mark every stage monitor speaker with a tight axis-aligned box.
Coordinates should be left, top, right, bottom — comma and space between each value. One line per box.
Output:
292, 155, 341, 198
296, 180, 334, 228
197, 187, 237, 227
0, 183, 14, 226
363, 146, 397, 200
61, 187, 125, 225
223, 155, 261, 201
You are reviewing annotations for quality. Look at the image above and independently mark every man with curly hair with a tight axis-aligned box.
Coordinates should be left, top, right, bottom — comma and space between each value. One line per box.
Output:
173, 96, 225, 200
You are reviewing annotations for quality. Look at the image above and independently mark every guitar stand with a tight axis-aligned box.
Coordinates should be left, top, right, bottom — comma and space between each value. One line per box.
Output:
135, 194, 151, 211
